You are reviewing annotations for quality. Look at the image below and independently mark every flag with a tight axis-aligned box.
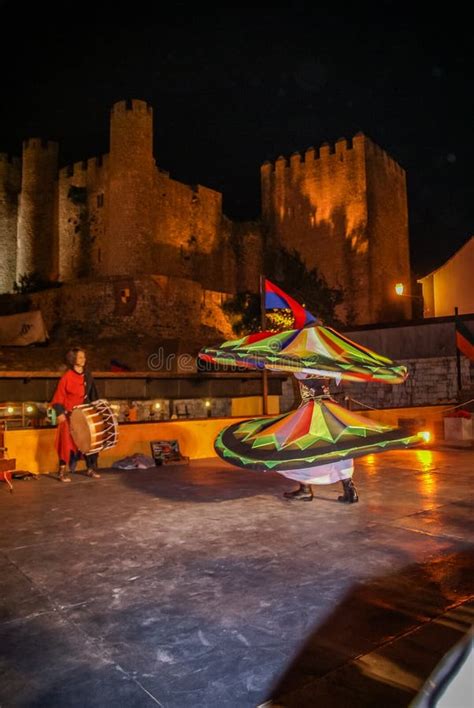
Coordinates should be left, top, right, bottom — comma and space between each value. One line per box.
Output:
264, 279, 318, 329
455, 318, 474, 361
110, 358, 132, 372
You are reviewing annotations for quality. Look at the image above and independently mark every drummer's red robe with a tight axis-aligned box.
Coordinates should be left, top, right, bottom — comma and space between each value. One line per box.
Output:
51, 369, 89, 462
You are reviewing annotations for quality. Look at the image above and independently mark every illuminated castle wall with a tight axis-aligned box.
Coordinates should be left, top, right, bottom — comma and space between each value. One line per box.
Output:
261, 135, 412, 323
0, 100, 412, 324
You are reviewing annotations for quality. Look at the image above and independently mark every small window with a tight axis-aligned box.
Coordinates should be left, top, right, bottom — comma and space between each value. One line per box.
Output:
97, 194, 104, 208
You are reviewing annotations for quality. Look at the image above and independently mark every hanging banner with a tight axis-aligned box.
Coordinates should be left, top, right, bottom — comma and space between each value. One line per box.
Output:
0, 310, 49, 346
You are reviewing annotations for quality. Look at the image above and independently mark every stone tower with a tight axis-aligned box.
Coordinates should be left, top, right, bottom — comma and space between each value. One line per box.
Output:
16, 138, 58, 281
0, 154, 21, 292
261, 133, 411, 324
104, 99, 154, 276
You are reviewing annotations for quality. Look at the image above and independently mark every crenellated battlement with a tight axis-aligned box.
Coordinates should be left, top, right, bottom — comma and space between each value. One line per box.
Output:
1, 97, 410, 325
0, 153, 21, 181
23, 137, 58, 153
261, 135, 359, 174
111, 98, 152, 115
59, 154, 108, 180
261, 132, 402, 176
0, 153, 20, 166
364, 136, 404, 174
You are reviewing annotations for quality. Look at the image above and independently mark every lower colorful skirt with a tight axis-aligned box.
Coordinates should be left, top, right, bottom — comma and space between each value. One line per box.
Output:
215, 397, 423, 476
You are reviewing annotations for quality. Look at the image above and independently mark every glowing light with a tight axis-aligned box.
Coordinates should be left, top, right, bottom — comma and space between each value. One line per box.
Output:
362, 453, 379, 475
7, 406, 14, 414
418, 431, 431, 443
267, 308, 294, 331
154, 402, 161, 410
26, 405, 34, 413
419, 471, 436, 496
416, 449, 434, 471
395, 283, 404, 296
205, 400, 211, 408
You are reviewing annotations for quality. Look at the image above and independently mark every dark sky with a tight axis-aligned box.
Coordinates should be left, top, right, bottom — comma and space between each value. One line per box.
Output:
0, 2, 472, 276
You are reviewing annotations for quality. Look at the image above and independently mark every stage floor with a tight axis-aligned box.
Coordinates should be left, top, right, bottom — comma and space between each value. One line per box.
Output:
1, 449, 473, 707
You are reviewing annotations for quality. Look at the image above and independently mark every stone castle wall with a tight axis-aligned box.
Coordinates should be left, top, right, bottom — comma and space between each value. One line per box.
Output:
29, 274, 234, 342
51, 100, 260, 297
16, 138, 58, 282
0, 154, 21, 292
365, 139, 412, 322
261, 134, 412, 324
58, 155, 107, 281
1, 99, 412, 328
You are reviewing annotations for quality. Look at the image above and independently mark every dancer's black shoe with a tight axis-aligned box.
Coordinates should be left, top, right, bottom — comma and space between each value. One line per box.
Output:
283, 483, 313, 501
338, 478, 359, 503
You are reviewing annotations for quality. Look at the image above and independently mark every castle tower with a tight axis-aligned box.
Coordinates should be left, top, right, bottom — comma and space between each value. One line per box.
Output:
0, 154, 21, 292
104, 99, 154, 276
260, 134, 411, 324
16, 138, 58, 281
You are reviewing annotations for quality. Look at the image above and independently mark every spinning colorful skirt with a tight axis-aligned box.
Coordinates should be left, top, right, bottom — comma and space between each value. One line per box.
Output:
200, 325, 423, 483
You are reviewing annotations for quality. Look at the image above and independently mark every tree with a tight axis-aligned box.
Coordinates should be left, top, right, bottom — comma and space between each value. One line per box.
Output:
223, 247, 345, 335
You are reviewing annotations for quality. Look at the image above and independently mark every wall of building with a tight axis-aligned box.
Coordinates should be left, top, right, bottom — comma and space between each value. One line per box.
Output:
343, 316, 474, 360
0, 154, 21, 293
58, 156, 107, 281
103, 99, 155, 276
1, 100, 413, 329
16, 138, 58, 281
341, 356, 472, 409
365, 139, 412, 322
261, 134, 411, 325
29, 274, 235, 342
261, 136, 369, 322
418, 237, 474, 317
53, 100, 260, 295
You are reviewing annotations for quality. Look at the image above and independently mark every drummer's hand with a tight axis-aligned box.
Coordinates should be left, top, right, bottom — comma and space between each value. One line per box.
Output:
57, 414, 67, 424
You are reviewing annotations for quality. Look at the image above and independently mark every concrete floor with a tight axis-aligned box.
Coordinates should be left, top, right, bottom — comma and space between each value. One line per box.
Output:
0, 448, 473, 707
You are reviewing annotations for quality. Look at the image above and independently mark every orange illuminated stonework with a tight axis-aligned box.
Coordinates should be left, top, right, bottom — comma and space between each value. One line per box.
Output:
0, 102, 412, 325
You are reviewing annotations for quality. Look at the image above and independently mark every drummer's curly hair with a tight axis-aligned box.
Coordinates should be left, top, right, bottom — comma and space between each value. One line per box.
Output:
65, 347, 86, 368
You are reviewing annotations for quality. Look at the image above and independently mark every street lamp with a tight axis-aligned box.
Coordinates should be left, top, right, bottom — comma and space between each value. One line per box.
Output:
395, 283, 404, 296
394, 283, 423, 300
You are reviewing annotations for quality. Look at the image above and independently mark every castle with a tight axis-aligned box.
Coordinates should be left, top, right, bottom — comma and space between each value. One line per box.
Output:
0, 99, 411, 328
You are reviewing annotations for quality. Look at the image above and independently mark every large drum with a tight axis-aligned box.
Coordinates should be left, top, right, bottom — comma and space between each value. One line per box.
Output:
70, 399, 119, 455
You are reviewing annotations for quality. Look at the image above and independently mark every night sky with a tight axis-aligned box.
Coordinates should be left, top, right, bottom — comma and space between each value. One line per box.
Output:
0, 2, 472, 276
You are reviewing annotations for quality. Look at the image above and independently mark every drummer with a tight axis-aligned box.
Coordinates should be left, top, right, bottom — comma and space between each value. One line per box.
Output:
50, 347, 101, 482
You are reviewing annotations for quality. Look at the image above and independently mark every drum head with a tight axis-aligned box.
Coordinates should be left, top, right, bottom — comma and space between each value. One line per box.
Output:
70, 408, 92, 453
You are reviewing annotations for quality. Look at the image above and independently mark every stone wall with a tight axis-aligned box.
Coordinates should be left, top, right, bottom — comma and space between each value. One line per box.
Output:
343, 316, 474, 360
365, 139, 412, 322
341, 356, 472, 409
261, 134, 411, 324
16, 138, 58, 281
58, 156, 107, 281
105, 99, 155, 276
1, 99, 417, 328
29, 274, 234, 342
279, 356, 473, 413
0, 154, 21, 293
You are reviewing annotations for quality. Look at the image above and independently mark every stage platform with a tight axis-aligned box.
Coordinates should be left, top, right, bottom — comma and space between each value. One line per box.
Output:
1, 448, 473, 707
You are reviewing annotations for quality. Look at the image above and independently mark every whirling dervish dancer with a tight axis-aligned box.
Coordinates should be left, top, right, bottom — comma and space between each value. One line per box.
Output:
199, 279, 424, 503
